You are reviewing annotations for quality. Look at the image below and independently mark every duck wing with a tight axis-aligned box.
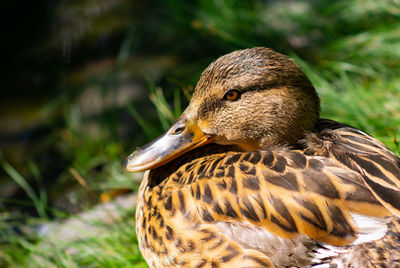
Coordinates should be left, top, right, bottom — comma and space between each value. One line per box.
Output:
155, 147, 390, 247
304, 119, 400, 217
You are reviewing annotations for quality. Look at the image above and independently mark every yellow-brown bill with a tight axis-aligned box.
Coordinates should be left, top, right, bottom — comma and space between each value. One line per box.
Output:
125, 117, 213, 172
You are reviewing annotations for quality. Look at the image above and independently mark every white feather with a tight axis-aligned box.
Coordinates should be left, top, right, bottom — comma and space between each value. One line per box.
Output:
350, 213, 388, 245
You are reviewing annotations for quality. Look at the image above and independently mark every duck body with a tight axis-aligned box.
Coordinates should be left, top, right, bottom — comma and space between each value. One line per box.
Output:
127, 48, 400, 267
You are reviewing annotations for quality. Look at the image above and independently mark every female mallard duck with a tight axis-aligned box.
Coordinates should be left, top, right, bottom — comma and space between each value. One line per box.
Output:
126, 47, 400, 267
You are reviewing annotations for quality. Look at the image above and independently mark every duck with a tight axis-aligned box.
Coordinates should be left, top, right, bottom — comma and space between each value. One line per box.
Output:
125, 47, 400, 267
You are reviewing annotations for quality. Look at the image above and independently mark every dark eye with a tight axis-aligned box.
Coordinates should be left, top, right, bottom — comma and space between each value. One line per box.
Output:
223, 90, 241, 101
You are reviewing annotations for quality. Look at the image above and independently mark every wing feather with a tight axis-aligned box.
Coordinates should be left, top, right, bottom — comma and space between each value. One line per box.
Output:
158, 147, 390, 247
306, 119, 400, 217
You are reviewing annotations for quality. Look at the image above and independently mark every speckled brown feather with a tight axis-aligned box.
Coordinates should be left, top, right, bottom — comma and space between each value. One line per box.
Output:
131, 48, 400, 267
191, 47, 320, 149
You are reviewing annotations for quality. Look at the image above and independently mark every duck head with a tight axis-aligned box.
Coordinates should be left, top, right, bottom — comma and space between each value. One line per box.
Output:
126, 47, 320, 172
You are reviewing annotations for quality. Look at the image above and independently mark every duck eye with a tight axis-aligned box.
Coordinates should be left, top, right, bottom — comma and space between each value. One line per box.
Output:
223, 90, 241, 101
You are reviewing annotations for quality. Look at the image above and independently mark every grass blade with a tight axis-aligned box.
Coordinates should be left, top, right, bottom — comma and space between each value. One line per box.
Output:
0, 153, 48, 219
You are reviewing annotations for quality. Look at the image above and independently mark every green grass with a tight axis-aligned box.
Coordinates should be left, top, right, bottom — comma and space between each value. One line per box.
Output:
1, 0, 400, 267
0, 205, 146, 268
1, 155, 48, 220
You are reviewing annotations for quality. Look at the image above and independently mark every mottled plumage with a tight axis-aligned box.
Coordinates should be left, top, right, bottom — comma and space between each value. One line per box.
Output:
126, 48, 400, 267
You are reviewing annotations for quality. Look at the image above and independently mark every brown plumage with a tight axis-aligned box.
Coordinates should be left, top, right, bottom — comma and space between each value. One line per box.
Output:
126, 47, 400, 267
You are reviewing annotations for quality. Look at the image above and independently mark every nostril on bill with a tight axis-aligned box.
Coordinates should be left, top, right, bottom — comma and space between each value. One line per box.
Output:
172, 126, 185, 135
171, 125, 185, 135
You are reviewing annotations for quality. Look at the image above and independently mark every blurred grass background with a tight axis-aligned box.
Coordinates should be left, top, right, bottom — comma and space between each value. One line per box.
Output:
0, 0, 399, 267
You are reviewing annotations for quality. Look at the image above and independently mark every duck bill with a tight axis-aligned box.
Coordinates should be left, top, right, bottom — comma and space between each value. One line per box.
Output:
125, 118, 213, 172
